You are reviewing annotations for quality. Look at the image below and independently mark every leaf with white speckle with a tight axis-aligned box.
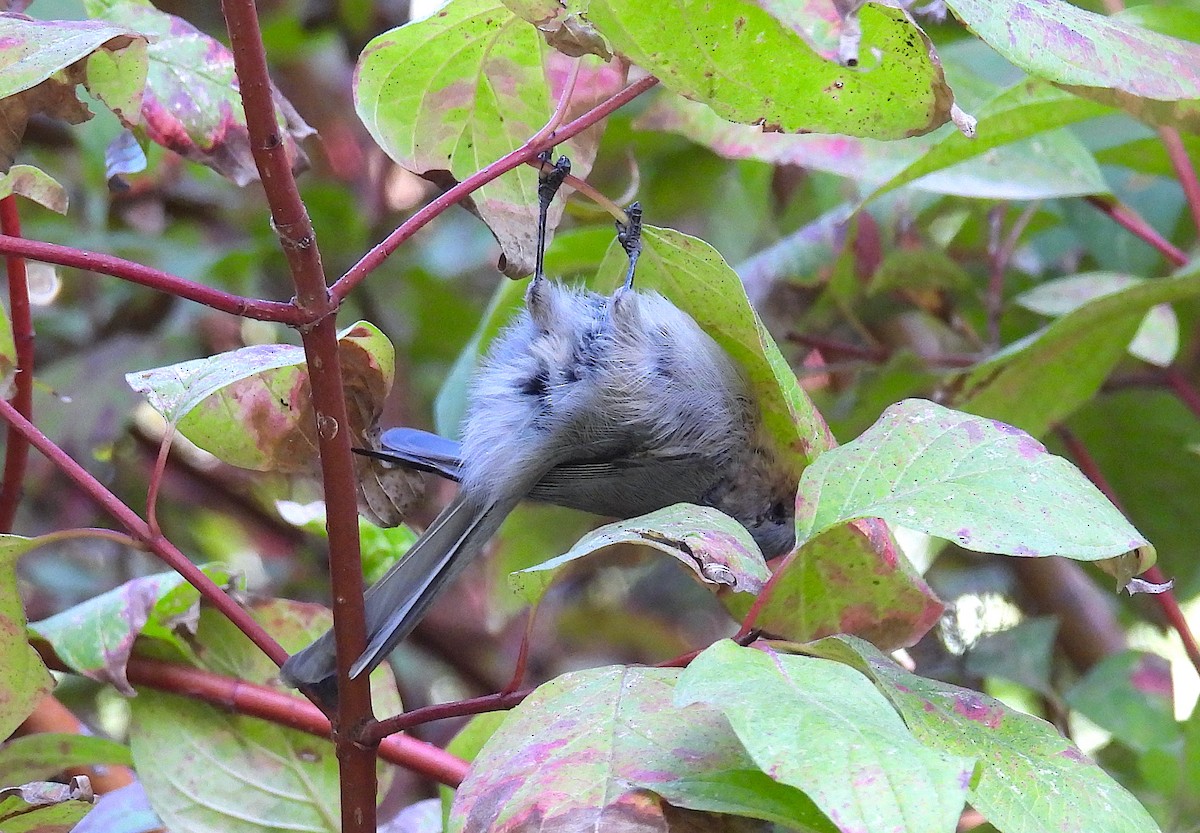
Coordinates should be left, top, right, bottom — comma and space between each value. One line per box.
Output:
795, 400, 1154, 575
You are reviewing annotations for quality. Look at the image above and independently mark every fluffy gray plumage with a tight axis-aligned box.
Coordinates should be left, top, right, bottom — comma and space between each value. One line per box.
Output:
280, 278, 796, 690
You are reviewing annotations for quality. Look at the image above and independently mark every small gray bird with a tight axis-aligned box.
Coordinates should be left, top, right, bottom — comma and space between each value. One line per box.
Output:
280, 155, 796, 690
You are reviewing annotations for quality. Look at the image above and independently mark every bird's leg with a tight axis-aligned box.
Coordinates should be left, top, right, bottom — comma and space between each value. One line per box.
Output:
616, 201, 643, 290
534, 150, 572, 289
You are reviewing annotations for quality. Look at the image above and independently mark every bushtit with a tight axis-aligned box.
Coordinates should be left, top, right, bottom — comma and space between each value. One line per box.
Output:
280, 155, 796, 690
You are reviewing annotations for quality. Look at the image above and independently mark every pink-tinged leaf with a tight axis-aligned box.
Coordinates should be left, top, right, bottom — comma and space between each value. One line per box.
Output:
0, 164, 67, 212
796, 400, 1155, 577
945, 0, 1200, 131
586, 0, 953, 138
0, 14, 148, 169
727, 519, 944, 649
0, 535, 54, 741
501, 0, 612, 58
510, 503, 771, 605
30, 567, 236, 696
676, 641, 976, 832
450, 664, 831, 832
809, 636, 1160, 833
750, 0, 851, 61
126, 321, 394, 474
128, 602, 401, 832
83, 0, 314, 186
355, 0, 625, 276
1064, 650, 1178, 756
0, 778, 94, 832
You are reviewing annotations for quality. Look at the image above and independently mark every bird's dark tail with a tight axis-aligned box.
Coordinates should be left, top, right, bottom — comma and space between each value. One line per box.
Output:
279, 493, 510, 689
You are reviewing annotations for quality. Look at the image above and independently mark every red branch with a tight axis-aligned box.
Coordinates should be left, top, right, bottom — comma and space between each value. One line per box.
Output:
0, 234, 304, 324
0, 395, 288, 667
220, 0, 376, 825
331, 75, 660, 301
1055, 425, 1200, 676
1085, 196, 1189, 269
0, 197, 33, 531
34, 645, 469, 787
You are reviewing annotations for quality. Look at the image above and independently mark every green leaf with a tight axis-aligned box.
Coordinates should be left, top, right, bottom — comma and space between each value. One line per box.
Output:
1064, 390, 1200, 597
354, 0, 622, 276
510, 503, 770, 604
587, 0, 953, 138
949, 270, 1200, 437
641, 89, 1109, 201
723, 519, 944, 650
808, 636, 1161, 833
865, 78, 1112, 202
1014, 272, 1179, 368
0, 165, 68, 214
0, 781, 94, 833
1065, 650, 1179, 755
944, 0, 1200, 131
675, 640, 976, 832
796, 399, 1154, 573
126, 321, 394, 473
0, 536, 54, 741
130, 601, 401, 833
449, 664, 835, 831
31, 566, 236, 696
0, 735, 132, 787
85, 0, 314, 185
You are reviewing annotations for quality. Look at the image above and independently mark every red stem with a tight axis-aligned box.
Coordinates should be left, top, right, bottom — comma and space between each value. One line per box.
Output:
331, 75, 660, 301
35, 645, 469, 787
1085, 196, 1189, 269
0, 197, 33, 532
220, 0, 376, 825
0, 234, 304, 324
1055, 426, 1200, 676
0, 395, 287, 666
1159, 127, 1200, 241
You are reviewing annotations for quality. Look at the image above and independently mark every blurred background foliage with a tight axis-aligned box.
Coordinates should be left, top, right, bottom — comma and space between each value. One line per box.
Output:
7, 0, 1200, 825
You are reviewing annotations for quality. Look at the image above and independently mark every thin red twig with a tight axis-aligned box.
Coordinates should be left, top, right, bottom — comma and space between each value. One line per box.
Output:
331, 75, 660, 302
1055, 425, 1200, 676
34, 645, 469, 787
220, 0, 376, 827
145, 423, 176, 537
0, 234, 304, 324
366, 689, 531, 744
0, 197, 33, 532
531, 59, 580, 145
0, 396, 288, 668
1159, 128, 1200, 241
986, 201, 1039, 348
1085, 196, 1189, 269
